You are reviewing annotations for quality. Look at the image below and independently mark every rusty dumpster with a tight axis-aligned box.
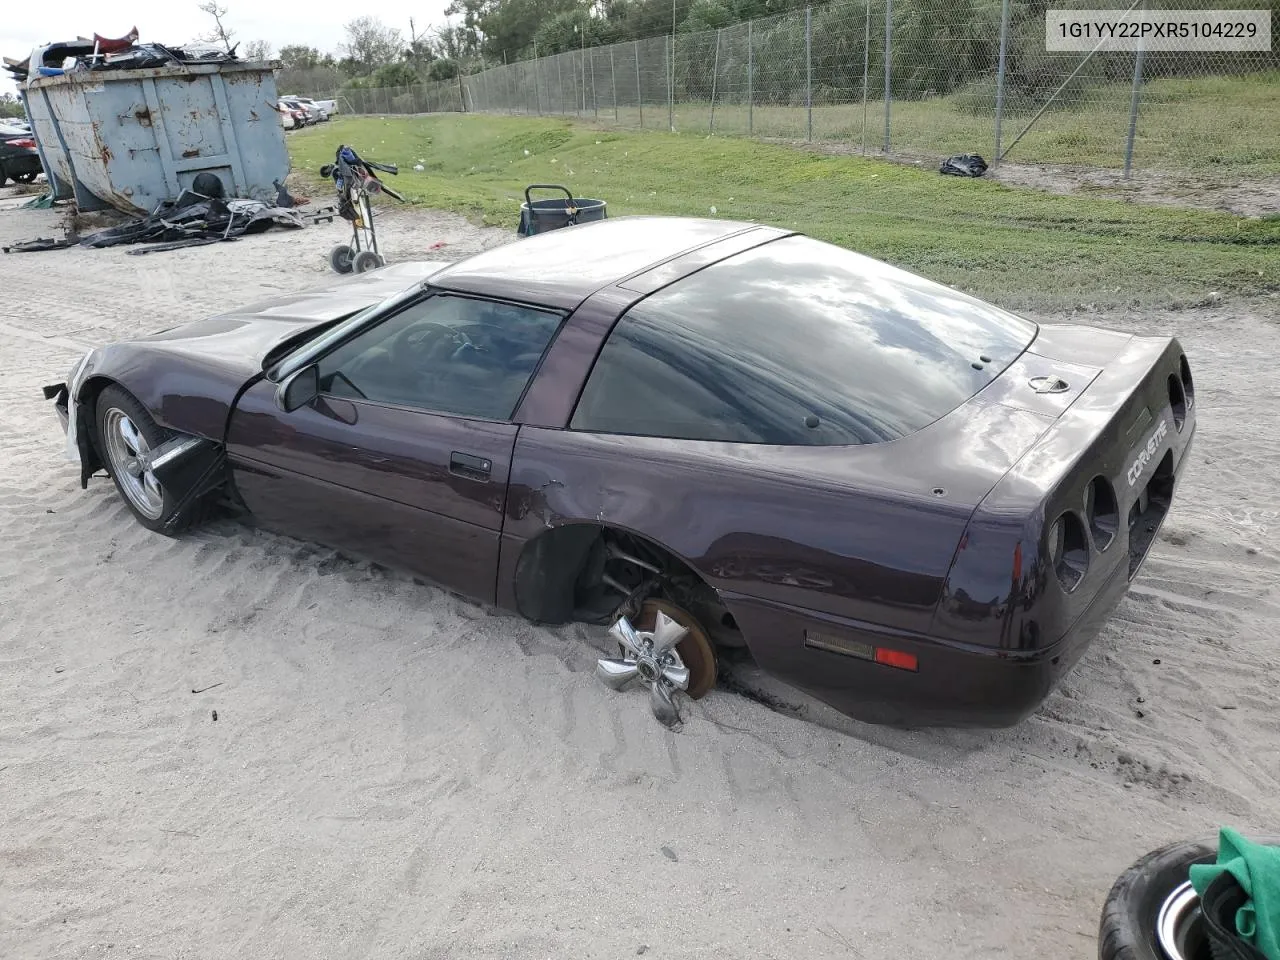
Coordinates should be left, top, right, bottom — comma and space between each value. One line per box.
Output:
23, 59, 289, 215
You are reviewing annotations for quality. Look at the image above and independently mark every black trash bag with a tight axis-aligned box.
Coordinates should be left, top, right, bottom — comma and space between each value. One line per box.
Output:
940, 153, 988, 177
1200, 872, 1269, 960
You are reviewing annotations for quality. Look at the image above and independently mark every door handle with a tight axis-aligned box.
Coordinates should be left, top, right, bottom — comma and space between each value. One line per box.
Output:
450, 451, 492, 482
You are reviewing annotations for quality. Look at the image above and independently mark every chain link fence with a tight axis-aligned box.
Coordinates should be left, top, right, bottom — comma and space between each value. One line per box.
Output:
334, 0, 1277, 177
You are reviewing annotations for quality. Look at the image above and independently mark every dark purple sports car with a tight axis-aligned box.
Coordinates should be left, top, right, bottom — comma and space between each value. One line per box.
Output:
44, 216, 1196, 728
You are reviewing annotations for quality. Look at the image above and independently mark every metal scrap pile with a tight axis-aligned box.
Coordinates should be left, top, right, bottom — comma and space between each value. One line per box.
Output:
3, 181, 313, 256
4, 28, 246, 85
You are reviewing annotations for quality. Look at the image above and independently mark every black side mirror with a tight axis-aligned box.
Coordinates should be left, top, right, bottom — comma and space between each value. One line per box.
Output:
275, 364, 319, 412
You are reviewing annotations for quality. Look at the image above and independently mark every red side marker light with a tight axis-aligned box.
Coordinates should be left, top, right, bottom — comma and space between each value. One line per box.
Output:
874, 647, 918, 672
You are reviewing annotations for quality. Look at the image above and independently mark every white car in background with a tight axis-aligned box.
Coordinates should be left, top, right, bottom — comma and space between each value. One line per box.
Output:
282, 96, 329, 123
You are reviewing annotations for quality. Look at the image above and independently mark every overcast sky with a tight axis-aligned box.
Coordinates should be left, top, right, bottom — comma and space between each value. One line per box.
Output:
3, 2, 453, 96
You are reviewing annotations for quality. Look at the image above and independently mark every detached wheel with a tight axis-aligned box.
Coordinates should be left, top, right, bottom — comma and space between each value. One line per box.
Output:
353, 250, 382, 273
14, 172, 38, 184
1099, 834, 1280, 960
329, 243, 354, 274
94, 385, 215, 536
631, 599, 717, 699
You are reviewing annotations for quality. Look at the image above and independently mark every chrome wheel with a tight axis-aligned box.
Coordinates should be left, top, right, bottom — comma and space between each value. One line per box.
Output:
1156, 880, 1204, 960
102, 407, 165, 520
596, 610, 692, 727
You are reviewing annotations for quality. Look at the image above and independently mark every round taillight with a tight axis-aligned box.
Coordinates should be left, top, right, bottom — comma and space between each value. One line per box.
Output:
1049, 511, 1089, 592
1085, 476, 1119, 551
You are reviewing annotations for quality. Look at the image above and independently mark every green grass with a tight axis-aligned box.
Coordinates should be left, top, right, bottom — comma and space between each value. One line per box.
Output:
656, 73, 1280, 177
289, 113, 1279, 311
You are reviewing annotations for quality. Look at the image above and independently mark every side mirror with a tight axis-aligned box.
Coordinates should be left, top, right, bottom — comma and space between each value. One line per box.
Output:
275, 364, 319, 413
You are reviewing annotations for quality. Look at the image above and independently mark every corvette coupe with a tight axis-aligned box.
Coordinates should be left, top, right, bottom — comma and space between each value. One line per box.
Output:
44, 216, 1197, 727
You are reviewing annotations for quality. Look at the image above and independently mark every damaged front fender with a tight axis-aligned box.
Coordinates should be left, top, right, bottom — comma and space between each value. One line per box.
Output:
43, 373, 103, 489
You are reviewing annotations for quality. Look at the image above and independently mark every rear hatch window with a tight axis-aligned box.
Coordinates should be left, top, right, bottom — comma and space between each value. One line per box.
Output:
571, 234, 1039, 445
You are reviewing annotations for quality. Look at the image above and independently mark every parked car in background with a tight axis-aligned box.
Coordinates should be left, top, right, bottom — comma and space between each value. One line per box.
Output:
312, 97, 338, 117
0, 122, 43, 185
283, 95, 330, 122
278, 101, 308, 130
282, 96, 324, 124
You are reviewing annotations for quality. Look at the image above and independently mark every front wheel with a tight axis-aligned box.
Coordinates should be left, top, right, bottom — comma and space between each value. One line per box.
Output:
94, 385, 216, 535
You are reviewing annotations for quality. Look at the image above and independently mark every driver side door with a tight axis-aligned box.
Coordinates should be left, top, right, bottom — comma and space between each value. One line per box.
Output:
224, 291, 566, 604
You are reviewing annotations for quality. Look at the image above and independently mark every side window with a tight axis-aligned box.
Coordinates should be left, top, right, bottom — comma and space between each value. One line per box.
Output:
570, 308, 838, 444
315, 294, 563, 420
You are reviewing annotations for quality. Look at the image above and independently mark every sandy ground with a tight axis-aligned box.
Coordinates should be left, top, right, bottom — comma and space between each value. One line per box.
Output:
1, 186, 1279, 960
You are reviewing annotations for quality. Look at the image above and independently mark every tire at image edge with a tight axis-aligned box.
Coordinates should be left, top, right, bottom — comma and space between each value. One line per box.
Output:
1098, 834, 1280, 960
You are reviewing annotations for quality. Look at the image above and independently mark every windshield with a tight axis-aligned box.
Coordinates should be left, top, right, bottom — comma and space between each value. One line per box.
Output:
270, 283, 427, 382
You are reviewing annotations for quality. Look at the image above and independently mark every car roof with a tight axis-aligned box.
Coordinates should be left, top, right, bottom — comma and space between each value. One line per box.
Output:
429, 215, 776, 310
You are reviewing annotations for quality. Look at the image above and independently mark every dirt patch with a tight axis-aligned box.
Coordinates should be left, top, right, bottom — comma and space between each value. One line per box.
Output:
763, 137, 1280, 218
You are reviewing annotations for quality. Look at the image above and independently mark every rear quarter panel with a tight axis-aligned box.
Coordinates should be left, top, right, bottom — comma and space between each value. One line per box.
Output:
498, 413, 1040, 635
932, 331, 1197, 656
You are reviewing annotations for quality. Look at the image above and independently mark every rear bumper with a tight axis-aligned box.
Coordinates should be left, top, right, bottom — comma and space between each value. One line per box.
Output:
722, 426, 1195, 729
722, 594, 1073, 727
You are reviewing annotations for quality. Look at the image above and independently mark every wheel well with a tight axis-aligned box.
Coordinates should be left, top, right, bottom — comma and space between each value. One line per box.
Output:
73, 376, 236, 512
512, 524, 743, 648
74, 375, 121, 472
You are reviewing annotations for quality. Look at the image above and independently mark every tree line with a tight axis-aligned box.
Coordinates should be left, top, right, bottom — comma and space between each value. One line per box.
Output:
213, 0, 1275, 107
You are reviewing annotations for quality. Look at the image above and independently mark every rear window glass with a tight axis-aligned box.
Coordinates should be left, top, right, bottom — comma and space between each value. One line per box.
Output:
569, 235, 1038, 445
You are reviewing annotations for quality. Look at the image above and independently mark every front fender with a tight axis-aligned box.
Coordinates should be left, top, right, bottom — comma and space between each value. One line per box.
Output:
74, 342, 258, 441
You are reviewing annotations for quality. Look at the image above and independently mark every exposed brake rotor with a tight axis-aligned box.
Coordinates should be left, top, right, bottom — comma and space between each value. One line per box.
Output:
595, 601, 717, 727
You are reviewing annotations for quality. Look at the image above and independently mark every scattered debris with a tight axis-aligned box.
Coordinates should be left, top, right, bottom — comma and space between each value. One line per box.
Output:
211, 710, 218, 722
940, 153, 989, 178
4, 189, 306, 255
5, 28, 245, 85
191, 682, 223, 694
660, 846, 678, 862
3, 236, 77, 254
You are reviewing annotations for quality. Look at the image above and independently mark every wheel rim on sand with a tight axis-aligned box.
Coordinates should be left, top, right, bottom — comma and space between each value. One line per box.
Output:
102, 407, 165, 520
1156, 880, 1206, 960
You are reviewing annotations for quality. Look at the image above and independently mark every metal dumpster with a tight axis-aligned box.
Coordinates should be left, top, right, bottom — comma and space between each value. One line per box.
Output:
23, 60, 288, 215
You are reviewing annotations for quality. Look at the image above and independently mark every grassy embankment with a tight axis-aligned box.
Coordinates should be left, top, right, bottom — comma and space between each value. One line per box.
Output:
289, 114, 1278, 311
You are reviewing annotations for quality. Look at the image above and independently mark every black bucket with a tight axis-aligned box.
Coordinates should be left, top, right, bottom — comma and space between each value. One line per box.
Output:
517, 184, 607, 238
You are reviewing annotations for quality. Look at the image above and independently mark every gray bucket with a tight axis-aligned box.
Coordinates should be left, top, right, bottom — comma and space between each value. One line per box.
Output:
517, 184, 607, 238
